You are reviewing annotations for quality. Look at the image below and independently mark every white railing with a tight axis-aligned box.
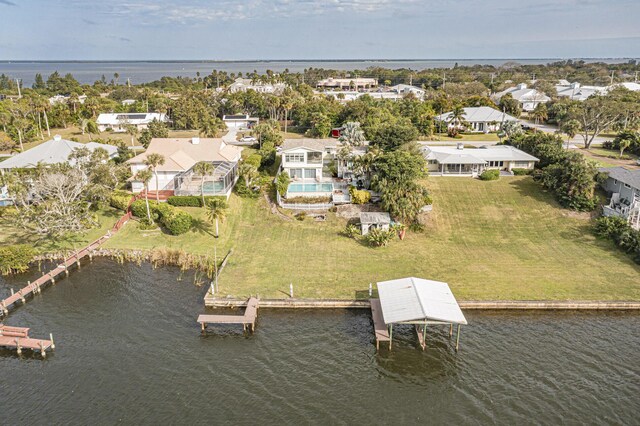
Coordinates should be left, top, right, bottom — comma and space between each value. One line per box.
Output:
276, 191, 333, 210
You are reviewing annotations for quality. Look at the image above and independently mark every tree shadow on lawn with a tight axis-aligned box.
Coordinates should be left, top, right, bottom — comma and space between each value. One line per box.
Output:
507, 178, 559, 206
191, 217, 215, 237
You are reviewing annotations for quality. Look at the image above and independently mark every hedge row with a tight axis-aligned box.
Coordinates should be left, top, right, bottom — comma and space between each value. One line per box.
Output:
130, 199, 193, 235
109, 190, 133, 211
0, 244, 35, 275
512, 168, 533, 176
167, 195, 225, 207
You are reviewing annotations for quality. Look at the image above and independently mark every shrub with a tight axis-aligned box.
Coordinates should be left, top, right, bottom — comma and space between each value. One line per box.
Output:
138, 217, 158, 230
285, 196, 331, 204
276, 172, 291, 197
479, 169, 500, 181
0, 245, 35, 275
162, 209, 193, 235
154, 202, 173, 220
344, 224, 360, 239
349, 186, 371, 204
365, 228, 396, 247
602, 141, 614, 150
167, 196, 201, 207
295, 211, 307, 221
109, 190, 132, 211
594, 216, 640, 263
130, 199, 150, 218
512, 168, 533, 176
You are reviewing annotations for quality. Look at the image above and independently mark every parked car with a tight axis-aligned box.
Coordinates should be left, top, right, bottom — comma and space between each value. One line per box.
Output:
239, 136, 257, 143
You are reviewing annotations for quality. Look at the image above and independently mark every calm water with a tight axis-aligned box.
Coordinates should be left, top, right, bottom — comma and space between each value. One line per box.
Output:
0, 58, 634, 86
1, 258, 639, 424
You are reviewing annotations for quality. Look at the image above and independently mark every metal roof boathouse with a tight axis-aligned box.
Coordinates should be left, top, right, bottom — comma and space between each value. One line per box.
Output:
371, 277, 467, 351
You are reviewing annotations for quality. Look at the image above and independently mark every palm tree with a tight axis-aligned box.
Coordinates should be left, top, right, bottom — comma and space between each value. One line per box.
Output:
192, 161, 215, 206
531, 103, 548, 125
448, 105, 467, 135
113, 72, 120, 86
618, 137, 632, 158
199, 118, 219, 138
144, 153, 166, 204
338, 121, 365, 147
560, 119, 581, 150
125, 124, 139, 147
206, 198, 228, 238
135, 169, 154, 222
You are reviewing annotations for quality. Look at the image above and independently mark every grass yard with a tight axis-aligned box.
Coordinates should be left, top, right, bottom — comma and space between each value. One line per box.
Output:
0, 207, 121, 253
104, 177, 640, 300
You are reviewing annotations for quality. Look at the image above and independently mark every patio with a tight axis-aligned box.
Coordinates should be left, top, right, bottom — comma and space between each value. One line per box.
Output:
174, 162, 238, 197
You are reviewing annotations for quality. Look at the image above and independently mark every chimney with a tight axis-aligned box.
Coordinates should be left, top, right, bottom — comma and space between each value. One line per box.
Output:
191, 137, 200, 145
456, 142, 464, 150
53, 134, 62, 141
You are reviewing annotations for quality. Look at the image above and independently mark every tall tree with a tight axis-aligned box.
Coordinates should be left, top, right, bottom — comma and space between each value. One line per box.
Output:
206, 198, 228, 238
144, 153, 166, 203
134, 169, 154, 222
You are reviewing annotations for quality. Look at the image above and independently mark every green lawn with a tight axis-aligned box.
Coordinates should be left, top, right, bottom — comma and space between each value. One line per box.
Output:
102, 178, 640, 300
0, 207, 121, 253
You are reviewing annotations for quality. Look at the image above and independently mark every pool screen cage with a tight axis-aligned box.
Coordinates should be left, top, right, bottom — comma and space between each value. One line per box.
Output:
174, 161, 238, 196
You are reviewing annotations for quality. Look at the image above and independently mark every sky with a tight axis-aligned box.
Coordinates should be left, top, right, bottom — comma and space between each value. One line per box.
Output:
0, 0, 639, 60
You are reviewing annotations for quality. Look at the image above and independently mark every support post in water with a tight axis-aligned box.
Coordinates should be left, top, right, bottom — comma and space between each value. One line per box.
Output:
389, 323, 393, 350
456, 325, 461, 352
50, 333, 56, 350
210, 282, 215, 296
289, 283, 294, 298
449, 324, 453, 338
369, 283, 372, 297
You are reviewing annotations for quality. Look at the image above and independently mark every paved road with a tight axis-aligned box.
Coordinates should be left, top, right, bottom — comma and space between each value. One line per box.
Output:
520, 119, 610, 147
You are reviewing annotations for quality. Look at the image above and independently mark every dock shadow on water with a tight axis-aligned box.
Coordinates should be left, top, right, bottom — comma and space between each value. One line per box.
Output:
1, 258, 639, 424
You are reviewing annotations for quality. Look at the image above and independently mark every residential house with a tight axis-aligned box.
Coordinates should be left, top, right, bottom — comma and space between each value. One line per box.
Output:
0, 135, 118, 173
316, 77, 378, 91
492, 83, 550, 111
435, 107, 519, 133
280, 139, 337, 182
48, 94, 87, 105
227, 78, 287, 94
555, 81, 607, 101
389, 84, 426, 99
222, 114, 259, 130
599, 167, 640, 230
127, 137, 242, 198
423, 144, 539, 176
96, 112, 169, 132
121, 99, 137, 106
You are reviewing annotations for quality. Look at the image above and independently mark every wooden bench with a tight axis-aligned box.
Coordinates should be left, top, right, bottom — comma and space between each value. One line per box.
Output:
0, 325, 30, 338
370, 299, 390, 350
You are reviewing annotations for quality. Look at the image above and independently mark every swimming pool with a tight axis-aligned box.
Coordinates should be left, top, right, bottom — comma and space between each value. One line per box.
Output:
287, 182, 333, 193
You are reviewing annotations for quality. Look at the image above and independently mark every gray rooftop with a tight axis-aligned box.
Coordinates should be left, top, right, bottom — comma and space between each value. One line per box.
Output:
435, 106, 519, 123
423, 145, 539, 165
0, 136, 118, 170
360, 212, 391, 225
282, 138, 338, 152
599, 167, 640, 189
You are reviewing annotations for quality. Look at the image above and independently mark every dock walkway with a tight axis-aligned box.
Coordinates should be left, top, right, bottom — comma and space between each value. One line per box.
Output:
198, 297, 259, 332
0, 210, 132, 317
370, 298, 390, 350
0, 324, 54, 357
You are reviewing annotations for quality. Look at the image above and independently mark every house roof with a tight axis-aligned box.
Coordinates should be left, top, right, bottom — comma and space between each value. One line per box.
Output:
360, 212, 391, 225
96, 113, 167, 126
0, 136, 117, 169
376, 277, 467, 325
599, 167, 640, 189
423, 145, 539, 164
127, 137, 242, 172
435, 107, 519, 123
493, 84, 550, 103
282, 138, 338, 152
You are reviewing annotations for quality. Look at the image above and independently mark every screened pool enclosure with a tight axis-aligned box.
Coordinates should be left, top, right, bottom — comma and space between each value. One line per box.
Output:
174, 161, 238, 197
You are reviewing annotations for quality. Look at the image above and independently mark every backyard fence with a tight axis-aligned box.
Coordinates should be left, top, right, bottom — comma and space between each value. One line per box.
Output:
276, 191, 333, 211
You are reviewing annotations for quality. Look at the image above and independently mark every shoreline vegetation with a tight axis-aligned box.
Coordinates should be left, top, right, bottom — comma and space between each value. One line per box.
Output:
5, 177, 639, 301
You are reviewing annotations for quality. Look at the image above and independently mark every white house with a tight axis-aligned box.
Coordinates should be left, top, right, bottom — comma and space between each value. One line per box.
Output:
280, 139, 338, 182
435, 107, 519, 133
222, 114, 259, 130
599, 167, 640, 230
390, 84, 426, 99
121, 99, 137, 106
227, 78, 287, 94
555, 82, 607, 101
423, 144, 539, 176
0, 135, 118, 173
96, 113, 169, 132
492, 83, 550, 111
317, 77, 378, 90
48, 94, 87, 105
127, 137, 242, 198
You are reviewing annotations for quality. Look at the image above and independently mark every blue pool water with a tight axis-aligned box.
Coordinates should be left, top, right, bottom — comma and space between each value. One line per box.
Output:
288, 183, 333, 193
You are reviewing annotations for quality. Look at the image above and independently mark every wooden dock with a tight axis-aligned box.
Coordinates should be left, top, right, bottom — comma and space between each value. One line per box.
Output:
370, 299, 390, 350
0, 324, 55, 357
0, 210, 132, 318
198, 297, 259, 333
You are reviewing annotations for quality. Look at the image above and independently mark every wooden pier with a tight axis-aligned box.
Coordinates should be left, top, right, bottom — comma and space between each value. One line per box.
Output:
370, 299, 391, 350
0, 324, 55, 357
0, 210, 132, 318
198, 297, 259, 333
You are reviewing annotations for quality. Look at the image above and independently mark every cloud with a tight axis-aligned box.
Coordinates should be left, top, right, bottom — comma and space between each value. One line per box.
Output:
0, 0, 17, 6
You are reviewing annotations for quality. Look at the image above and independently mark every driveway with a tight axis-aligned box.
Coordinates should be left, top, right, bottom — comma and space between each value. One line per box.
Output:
222, 129, 238, 144
520, 119, 611, 147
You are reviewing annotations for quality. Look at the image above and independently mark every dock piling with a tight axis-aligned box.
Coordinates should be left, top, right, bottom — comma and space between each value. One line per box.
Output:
289, 283, 293, 298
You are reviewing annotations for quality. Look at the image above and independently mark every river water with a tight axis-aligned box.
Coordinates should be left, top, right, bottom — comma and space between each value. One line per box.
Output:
1, 258, 639, 425
0, 58, 634, 86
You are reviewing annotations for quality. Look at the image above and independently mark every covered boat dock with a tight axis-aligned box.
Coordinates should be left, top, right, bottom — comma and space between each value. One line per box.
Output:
371, 277, 467, 351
